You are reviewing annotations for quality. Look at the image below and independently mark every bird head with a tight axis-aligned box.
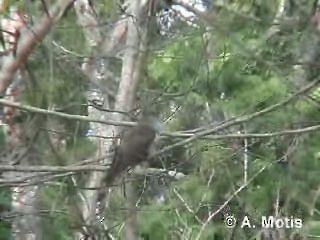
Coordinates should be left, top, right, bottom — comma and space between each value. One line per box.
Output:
141, 115, 164, 134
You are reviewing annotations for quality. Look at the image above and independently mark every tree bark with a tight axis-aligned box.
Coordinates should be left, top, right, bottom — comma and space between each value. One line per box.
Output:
76, 0, 154, 239
0, 2, 74, 239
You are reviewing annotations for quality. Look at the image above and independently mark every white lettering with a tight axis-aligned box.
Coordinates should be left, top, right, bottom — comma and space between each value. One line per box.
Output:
261, 216, 303, 229
261, 216, 274, 228
240, 216, 252, 228
274, 218, 284, 228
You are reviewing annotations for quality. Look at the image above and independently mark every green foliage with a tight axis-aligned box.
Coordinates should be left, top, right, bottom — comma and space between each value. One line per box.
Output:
0, 126, 6, 144
223, 75, 286, 113
149, 35, 205, 91
138, 204, 176, 239
0, 189, 11, 240
41, 185, 74, 240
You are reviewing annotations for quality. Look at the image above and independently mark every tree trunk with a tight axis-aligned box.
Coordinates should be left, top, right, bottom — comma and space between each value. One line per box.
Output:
76, 0, 154, 238
0, 2, 74, 239
2, 69, 44, 239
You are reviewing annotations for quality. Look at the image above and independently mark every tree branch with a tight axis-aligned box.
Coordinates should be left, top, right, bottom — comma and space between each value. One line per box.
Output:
155, 79, 320, 156
0, 98, 135, 127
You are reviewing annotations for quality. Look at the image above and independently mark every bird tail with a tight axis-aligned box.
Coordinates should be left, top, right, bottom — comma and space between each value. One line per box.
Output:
104, 155, 121, 186
104, 146, 122, 186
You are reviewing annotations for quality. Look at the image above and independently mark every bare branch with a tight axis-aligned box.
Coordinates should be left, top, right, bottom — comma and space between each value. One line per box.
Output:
173, 188, 203, 224
2, 95, 320, 143
168, 125, 320, 139
156, 79, 320, 156
0, 164, 108, 172
0, 98, 136, 127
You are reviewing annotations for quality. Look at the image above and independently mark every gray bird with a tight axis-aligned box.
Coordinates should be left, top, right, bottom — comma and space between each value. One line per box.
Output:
104, 116, 163, 185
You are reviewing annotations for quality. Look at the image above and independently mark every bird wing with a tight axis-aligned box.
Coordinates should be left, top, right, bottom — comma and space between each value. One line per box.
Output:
105, 125, 156, 185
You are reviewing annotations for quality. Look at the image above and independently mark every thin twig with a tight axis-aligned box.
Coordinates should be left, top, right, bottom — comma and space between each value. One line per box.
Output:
195, 163, 270, 240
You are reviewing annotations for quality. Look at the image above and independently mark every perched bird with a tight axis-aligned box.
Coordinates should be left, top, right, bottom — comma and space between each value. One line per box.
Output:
104, 116, 163, 185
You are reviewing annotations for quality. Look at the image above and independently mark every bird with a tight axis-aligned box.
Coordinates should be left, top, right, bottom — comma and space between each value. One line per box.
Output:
104, 116, 163, 185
